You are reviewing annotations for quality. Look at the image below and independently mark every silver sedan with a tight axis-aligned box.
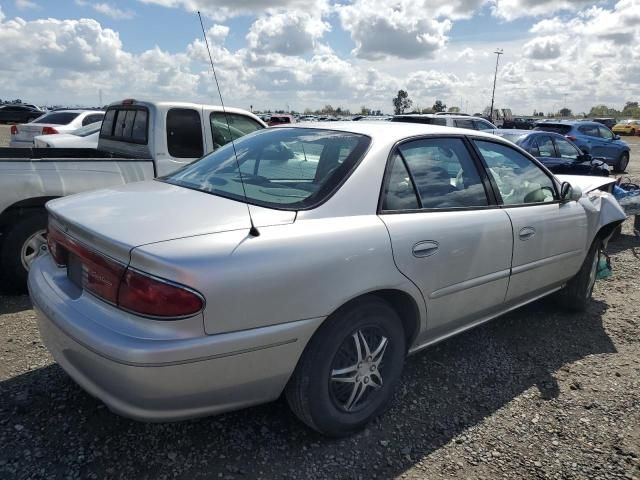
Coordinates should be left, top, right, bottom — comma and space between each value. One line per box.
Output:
29, 122, 625, 436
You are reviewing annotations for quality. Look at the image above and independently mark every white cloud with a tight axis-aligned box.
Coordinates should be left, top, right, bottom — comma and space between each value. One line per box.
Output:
93, 3, 135, 19
490, 0, 600, 21
246, 12, 330, 56
522, 35, 565, 59
15, 0, 38, 9
139, 0, 328, 20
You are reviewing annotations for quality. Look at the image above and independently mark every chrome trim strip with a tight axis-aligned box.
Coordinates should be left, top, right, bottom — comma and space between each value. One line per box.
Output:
511, 249, 583, 276
429, 268, 510, 299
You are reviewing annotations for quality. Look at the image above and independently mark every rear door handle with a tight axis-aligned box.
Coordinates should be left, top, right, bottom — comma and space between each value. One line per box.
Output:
519, 226, 536, 240
413, 241, 439, 258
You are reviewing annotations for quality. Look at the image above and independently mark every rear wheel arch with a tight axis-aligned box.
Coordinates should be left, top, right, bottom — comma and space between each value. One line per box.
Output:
0, 196, 58, 233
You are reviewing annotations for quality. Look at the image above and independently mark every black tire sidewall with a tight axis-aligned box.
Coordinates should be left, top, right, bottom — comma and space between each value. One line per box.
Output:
0, 211, 47, 292
615, 153, 629, 173
299, 298, 406, 436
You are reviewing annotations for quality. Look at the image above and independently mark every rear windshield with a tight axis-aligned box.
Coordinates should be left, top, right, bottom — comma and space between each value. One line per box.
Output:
100, 107, 148, 144
534, 124, 572, 135
32, 112, 80, 125
494, 132, 527, 144
391, 116, 446, 126
163, 128, 371, 210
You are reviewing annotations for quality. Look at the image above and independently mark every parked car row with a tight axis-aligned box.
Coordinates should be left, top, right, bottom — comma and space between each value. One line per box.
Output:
9, 110, 105, 147
26, 119, 626, 437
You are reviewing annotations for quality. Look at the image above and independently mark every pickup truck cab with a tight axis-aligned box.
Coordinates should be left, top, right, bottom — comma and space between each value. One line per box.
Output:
0, 99, 266, 290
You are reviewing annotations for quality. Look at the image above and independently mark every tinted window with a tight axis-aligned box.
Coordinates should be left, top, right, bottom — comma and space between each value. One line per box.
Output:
396, 138, 488, 209
534, 135, 555, 157
210, 112, 263, 149
554, 137, 581, 160
473, 120, 495, 130
598, 126, 613, 139
100, 110, 115, 137
164, 128, 370, 209
167, 108, 204, 158
391, 116, 446, 126
100, 107, 148, 144
382, 153, 420, 211
454, 119, 475, 129
535, 124, 572, 135
32, 112, 80, 125
83, 113, 104, 126
578, 125, 600, 137
474, 140, 556, 205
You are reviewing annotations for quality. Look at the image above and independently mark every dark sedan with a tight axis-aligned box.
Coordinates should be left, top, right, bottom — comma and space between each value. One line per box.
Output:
0, 104, 44, 124
492, 129, 610, 177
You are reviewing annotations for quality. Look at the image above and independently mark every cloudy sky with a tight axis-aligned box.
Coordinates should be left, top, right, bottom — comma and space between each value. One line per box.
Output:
0, 0, 638, 115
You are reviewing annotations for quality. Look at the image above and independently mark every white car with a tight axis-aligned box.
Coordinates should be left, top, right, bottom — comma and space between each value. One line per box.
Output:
33, 122, 101, 149
10, 110, 105, 147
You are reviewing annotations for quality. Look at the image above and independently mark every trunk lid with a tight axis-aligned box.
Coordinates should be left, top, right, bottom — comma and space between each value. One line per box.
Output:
47, 180, 296, 263
13, 123, 72, 143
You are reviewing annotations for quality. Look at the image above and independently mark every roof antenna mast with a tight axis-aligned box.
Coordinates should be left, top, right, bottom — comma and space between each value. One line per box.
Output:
198, 11, 259, 237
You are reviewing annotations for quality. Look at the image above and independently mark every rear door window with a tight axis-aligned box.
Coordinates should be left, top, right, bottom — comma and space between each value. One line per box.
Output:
454, 119, 475, 129
578, 125, 600, 137
210, 112, 263, 149
386, 137, 489, 209
83, 113, 104, 126
534, 135, 556, 157
167, 108, 204, 158
473, 120, 495, 130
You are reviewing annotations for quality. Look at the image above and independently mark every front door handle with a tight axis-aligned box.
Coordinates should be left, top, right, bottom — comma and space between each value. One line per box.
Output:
413, 241, 439, 258
519, 226, 536, 241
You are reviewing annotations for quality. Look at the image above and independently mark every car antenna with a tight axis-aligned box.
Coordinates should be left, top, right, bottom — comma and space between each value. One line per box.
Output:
198, 11, 259, 237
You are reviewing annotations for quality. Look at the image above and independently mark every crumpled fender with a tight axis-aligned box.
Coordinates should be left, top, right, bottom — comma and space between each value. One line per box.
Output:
578, 190, 626, 247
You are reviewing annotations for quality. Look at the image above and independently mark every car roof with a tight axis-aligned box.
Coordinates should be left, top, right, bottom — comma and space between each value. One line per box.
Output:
285, 121, 501, 143
42, 109, 105, 114
393, 113, 486, 120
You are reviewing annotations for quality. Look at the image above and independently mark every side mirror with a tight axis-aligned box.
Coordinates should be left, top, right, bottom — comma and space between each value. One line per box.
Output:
561, 181, 582, 202
613, 134, 621, 140
578, 153, 592, 162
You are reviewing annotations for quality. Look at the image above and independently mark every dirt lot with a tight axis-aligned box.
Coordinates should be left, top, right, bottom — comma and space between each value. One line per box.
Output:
0, 124, 639, 480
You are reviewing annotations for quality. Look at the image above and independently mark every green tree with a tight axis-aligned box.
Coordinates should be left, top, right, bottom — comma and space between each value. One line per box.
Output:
421, 107, 434, 114
588, 104, 620, 117
360, 106, 371, 115
447, 106, 460, 113
392, 90, 413, 115
559, 107, 572, 117
432, 100, 446, 112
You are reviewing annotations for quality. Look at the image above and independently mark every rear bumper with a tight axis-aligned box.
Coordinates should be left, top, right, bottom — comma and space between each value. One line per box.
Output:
29, 255, 322, 421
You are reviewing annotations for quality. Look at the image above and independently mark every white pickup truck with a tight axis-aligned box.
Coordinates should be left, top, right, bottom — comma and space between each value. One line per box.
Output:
0, 99, 266, 290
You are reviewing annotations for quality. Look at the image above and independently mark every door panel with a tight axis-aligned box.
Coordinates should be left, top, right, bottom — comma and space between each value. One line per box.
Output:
382, 210, 513, 339
503, 201, 587, 302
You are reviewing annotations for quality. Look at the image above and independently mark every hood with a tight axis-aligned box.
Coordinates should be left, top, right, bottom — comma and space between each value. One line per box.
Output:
555, 174, 615, 194
47, 180, 295, 263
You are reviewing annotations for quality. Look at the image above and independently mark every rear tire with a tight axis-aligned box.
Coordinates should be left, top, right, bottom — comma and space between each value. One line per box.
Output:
559, 239, 600, 312
0, 211, 48, 293
613, 152, 629, 173
286, 296, 406, 437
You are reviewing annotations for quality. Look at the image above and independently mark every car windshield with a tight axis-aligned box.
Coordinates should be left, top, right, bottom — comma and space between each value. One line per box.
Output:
32, 112, 80, 125
162, 127, 371, 210
71, 122, 101, 137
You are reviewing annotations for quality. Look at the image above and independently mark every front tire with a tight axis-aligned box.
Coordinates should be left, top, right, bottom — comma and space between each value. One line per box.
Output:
559, 239, 600, 312
0, 211, 48, 292
286, 296, 406, 437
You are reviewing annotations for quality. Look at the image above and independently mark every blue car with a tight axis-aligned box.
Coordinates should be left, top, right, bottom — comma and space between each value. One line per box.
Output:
534, 120, 630, 172
493, 129, 610, 177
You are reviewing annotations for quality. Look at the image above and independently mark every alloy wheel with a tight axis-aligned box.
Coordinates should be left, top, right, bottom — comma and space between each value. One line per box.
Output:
20, 229, 47, 271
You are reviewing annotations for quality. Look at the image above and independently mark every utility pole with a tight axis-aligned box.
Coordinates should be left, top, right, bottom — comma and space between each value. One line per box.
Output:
489, 48, 503, 123
98, 89, 103, 108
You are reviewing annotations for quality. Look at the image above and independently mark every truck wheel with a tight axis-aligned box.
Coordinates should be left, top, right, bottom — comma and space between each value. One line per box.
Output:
286, 296, 406, 437
558, 239, 600, 312
0, 211, 48, 293
613, 153, 629, 173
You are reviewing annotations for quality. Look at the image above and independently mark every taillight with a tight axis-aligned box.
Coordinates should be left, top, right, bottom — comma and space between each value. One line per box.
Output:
47, 223, 203, 318
118, 269, 204, 318
41, 126, 58, 135
565, 135, 577, 141
10, 125, 17, 135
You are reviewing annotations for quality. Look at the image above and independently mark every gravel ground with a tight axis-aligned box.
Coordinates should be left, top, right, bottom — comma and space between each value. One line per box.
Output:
0, 125, 639, 480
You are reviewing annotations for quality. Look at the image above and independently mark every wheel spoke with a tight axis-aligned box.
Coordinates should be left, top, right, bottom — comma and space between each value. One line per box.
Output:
352, 332, 364, 363
371, 336, 388, 364
345, 381, 367, 411
357, 330, 373, 360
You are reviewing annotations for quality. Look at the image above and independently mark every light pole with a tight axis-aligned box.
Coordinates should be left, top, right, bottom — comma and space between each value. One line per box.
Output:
489, 48, 503, 122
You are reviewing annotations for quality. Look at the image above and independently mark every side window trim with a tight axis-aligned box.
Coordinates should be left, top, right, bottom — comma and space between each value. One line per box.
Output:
377, 134, 498, 214
395, 149, 423, 209
468, 137, 560, 206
